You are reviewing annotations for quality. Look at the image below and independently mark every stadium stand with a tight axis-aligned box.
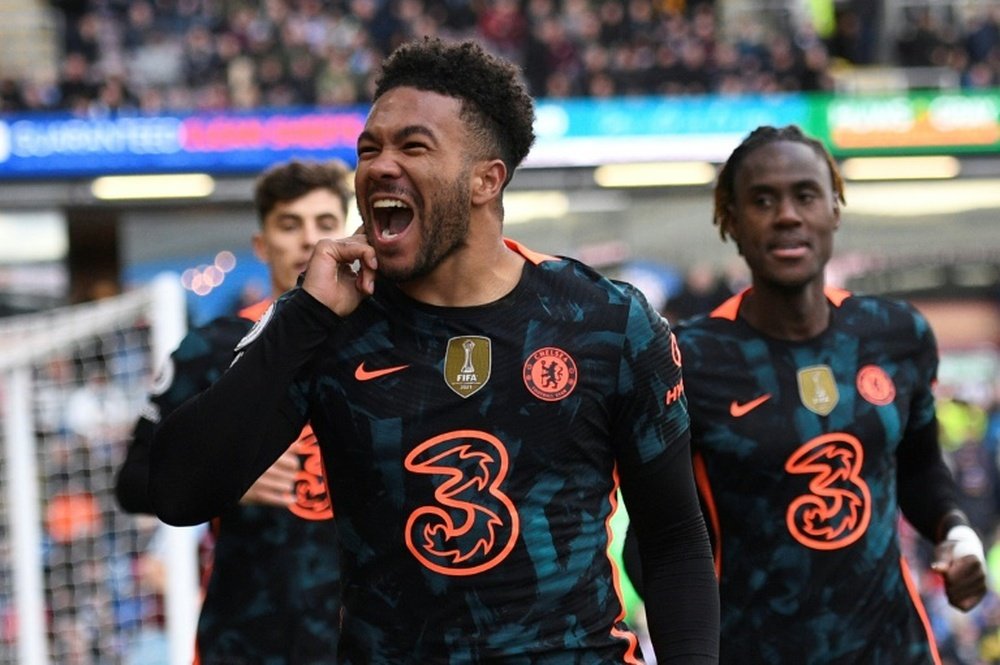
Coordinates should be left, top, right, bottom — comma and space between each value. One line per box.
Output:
0, 0, 996, 115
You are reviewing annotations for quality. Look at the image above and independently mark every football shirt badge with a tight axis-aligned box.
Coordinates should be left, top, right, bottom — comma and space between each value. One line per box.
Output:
523, 346, 578, 401
797, 364, 839, 416
857, 365, 896, 406
444, 336, 492, 398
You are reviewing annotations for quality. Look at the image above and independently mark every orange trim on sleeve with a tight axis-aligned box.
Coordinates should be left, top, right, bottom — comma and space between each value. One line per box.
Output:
692, 452, 722, 579
899, 556, 942, 665
606, 466, 643, 664
503, 237, 557, 265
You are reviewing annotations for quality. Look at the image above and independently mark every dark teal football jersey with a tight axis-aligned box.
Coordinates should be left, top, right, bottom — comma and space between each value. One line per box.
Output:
678, 287, 941, 665
271, 242, 691, 663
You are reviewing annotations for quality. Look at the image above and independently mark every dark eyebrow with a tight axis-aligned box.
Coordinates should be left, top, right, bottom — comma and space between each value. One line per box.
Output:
357, 125, 437, 147
746, 183, 777, 196
792, 179, 824, 192
748, 178, 823, 194
395, 125, 436, 142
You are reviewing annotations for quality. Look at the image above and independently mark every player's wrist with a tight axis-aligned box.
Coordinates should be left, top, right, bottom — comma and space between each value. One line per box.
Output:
945, 525, 986, 567
936, 508, 971, 542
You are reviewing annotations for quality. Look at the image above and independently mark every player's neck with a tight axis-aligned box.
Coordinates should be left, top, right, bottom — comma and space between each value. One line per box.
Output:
741, 281, 830, 341
399, 235, 525, 307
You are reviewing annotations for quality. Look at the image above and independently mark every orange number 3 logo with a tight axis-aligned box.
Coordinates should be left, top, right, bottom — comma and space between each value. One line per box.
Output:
785, 433, 872, 550
404, 430, 520, 576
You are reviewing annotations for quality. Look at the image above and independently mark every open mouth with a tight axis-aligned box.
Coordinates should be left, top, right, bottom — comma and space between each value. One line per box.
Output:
372, 199, 414, 239
769, 236, 809, 251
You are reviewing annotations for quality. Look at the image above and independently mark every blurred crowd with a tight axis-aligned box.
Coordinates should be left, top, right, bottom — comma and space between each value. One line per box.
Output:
0, 0, 998, 116
907, 392, 1000, 665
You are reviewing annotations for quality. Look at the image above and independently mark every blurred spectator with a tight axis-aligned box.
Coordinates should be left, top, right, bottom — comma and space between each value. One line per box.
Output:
63, 10, 101, 65
663, 261, 732, 322
181, 23, 223, 89
479, 0, 529, 63
0, 77, 28, 112
897, 8, 954, 68
91, 75, 141, 116
57, 52, 98, 112
953, 437, 1000, 539
964, 6, 1000, 65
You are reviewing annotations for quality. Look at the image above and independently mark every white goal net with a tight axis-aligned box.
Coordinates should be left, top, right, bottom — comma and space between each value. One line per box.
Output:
0, 275, 199, 665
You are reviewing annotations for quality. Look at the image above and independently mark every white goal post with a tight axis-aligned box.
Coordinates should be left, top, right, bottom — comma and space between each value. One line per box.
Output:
0, 273, 199, 665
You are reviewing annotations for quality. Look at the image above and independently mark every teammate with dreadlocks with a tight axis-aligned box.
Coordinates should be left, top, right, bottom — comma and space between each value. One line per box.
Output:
628, 124, 986, 663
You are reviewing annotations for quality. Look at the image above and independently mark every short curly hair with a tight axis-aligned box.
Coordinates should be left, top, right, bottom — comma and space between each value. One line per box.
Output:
373, 37, 536, 184
713, 125, 845, 242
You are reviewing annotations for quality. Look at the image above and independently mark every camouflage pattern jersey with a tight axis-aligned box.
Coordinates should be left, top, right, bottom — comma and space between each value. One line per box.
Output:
677, 287, 946, 665
179, 240, 708, 664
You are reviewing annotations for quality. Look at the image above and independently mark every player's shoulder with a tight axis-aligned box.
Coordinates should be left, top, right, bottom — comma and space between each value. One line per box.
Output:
508, 239, 664, 324
607, 275, 660, 310
527, 251, 638, 306
159, 314, 253, 387
201, 313, 255, 337
674, 312, 712, 336
839, 290, 916, 313
672, 312, 732, 362
674, 291, 743, 338
182, 314, 254, 355
836, 291, 930, 333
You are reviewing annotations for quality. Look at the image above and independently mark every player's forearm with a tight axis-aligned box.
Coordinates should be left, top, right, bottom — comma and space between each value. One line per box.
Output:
620, 438, 720, 663
149, 289, 338, 525
641, 532, 720, 664
897, 418, 961, 543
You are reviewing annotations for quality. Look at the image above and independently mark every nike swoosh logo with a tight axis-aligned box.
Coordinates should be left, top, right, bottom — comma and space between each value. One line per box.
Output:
730, 393, 772, 417
354, 362, 410, 381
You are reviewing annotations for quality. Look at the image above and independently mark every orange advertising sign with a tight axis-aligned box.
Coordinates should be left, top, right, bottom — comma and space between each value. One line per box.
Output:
824, 93, 1000, 153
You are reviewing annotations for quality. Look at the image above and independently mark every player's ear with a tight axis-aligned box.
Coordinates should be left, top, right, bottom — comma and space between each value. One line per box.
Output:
471, 159, 506, 207
252, 231, 269, 263
723, 207, 742, 253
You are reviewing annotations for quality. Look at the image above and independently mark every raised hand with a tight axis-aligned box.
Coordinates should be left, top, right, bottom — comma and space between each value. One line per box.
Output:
302, 231, 378, 318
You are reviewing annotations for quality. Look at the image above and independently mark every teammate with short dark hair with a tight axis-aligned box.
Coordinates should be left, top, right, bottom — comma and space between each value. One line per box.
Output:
148, 37, 719, 664
115, 158, 352, 664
